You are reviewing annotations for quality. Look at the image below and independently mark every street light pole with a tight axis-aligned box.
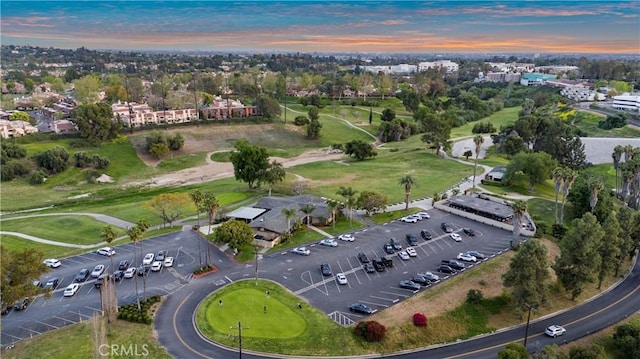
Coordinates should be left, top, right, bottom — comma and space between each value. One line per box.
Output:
254, 245, 259, 285
238, 321, 242, 359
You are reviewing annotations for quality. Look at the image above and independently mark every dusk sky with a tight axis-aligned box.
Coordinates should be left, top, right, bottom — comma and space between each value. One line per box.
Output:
1, 1, 639, 54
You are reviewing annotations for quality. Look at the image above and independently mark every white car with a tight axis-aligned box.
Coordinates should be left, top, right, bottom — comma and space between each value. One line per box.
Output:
96, 247, 115, 256
91, 264, 105, 278
406, 247, 417, 257
336, 273, 348, 285
450, 233, 462, 242
63, 283, 80, 297
43, 259, 61, 268
319, 238, 338, 247
338, 234, 355, 242
397, 251, 410, 260
399, 216, 418, 223
291, 247, 310, 256
150, 261, 163, 272
545, 325, 566, 337
123, 267, 137, 278
408, 214, 423, 221
457, 252, 477, 262
164, 257, 174, 267
143, 253, 155, 265
416, 212, 431, 219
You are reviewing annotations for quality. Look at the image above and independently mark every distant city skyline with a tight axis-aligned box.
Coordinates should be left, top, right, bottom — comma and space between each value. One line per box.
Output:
1, 1, 638, 54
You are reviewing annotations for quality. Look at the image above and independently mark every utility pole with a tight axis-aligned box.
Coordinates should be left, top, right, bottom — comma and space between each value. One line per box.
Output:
238, 321, 242, 359
254, 245, 259, 285
523, 304, 533, 348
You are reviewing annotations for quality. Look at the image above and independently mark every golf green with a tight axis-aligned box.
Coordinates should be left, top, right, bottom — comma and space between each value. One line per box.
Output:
204, 288, 306, 339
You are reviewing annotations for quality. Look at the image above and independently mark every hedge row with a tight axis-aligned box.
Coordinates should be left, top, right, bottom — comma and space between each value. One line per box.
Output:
117, 295, 161, 324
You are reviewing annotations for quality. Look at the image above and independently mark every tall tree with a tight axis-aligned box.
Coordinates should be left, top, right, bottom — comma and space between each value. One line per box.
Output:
229, 139, 270, 189
264, 160, 285, 196
552, 167, 564, 224
71, 103, 123, 145
416, 108, 452, 155
337, 186, 358, 224
299, 204, 316, 228
146, 193, 191, 228
126, 220, 149, 309
502, 239, 550, 316
553, 213, 604, 300
511, 200, 527, 246
189, 190, 205, 266
504, 151, 556, 192
357, 190, 389, 216
202, 192, 219, 265
214, 220, 253, 250
73, 74, 101, 104
326, 199, 340, 229
586, 175, 605, 213
560, 168, 577, 224
0, 246, 48, 308
597, 213, 622, 289
399, 174, 418, 210
612, 145, 624, 197
472, 135, 484, 189
281, 208, 297, 233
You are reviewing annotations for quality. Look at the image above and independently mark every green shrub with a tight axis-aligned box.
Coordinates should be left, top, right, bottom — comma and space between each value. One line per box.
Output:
354, 320, 386, 342
466, 289, 484, 305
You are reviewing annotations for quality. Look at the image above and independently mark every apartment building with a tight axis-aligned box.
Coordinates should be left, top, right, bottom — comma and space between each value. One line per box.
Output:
613, 94, 640, 112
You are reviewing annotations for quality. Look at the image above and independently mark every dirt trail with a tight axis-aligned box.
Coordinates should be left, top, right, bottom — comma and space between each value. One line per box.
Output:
124, 149, 343, 188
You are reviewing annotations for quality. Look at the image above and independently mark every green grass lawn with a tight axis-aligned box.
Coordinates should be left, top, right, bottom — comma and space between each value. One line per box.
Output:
569, 110, 640, 138
527, 197, 576, 231
196, 280, 362, 356
0, 235, 87, 258
369, 208, 422, 224
0, 215, 126, 245
156, 152, 207, 171
450, 107, 521, 139
321, 216, 366, 236
270, 228, 325, 253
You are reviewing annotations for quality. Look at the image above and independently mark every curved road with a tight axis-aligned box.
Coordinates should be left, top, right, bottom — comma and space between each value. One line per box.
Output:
155, 251, 640, 359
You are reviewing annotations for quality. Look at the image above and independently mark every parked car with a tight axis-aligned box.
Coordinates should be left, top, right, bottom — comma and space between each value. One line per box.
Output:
95, 274, 111, 288
363, 263, 375, 273
383, 243, 395, 254
381, 256, 394, 268
399, 280, 421, 290
14, 298, 30, 311
457, 252, 477, 262
43, 258, 61, 268
441, 223, 454, 233
442, 259, 465, 270
411, 275, 431, 286
320, 263, 332, 276
143, 253, 155, 265
96, 247, 115, 256
463, 228, 477, 236
372, 259, 386, 272
357, 252, 370, 264
156, 250, 166, 261
466, 250, 486, 260
416, 212, 431, 219
1, 305, 11, 315
406, 247, 417, 257
336, 273, 348, 285
319, 238, 338, 247
118, 260, 129, 271
124, 267, 137, 279
137, 265, 150, 276
291, 247, 310, 256
420, 229, 433, 240
338, 234, 355, 242
399, 216, 418, 223
150, 261, 163, 272
91, 264, 105, 278
349, 303, 375, 314
43, 277, 60, 290
406, 234, 419, 246
545, 325, 566, 337
63, 283, 80, 297
164, 257, 174, 267
397, 251, 410, 260
74, 268, 90, 282
437, 265, 456, 274
419, 271, 440, 282
450, 233, 462, 242
390, 238, 402, 250
113, 270, 124, 281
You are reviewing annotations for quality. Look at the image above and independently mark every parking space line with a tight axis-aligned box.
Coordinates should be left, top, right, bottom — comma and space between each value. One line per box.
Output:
369, 294, 397, 302
18, 327, 40, 334
53, 315, 76, 323
360, 300, 389, 308
36, 321, 59, 329
381, 290, 409, 298
3, 332, 23, 341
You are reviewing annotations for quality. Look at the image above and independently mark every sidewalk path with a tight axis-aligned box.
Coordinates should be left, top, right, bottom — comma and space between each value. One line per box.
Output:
0, 231, 97, 249
307, 224, 333, 238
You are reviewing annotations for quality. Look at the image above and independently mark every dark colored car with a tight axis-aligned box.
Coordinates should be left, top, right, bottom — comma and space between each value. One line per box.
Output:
320, 263, 332, 276
43, 277, 60, 290
399, 280, 421, 291
137, 265, 150, 276
381, 256, 394, 268
113, 270, 124, 281
156, 250, 166, 261
349, 303, 375, 315
372, 259, 386, 272
420, 272, 440, 282
441, 223, 454, 233
118, 260, 130, 271
363, 263, 376, 273
14, 298, 30, 311
357, 252, 370, 264
467, 250, 486, 260
1, 305, 11, 315
437, 264, 456, 274
463, 228, 477, 236
383, 243, 394, 254
390, 238, 402, 250
74, 268, 90, 282
95, 274, 110, 288
445, 260, 465, 270
406, 234, 419, 246
420, 229, 433, 240
411, 275, 431, 286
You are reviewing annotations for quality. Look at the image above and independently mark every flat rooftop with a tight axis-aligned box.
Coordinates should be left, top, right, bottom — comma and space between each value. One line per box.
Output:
447, 195, 513, 220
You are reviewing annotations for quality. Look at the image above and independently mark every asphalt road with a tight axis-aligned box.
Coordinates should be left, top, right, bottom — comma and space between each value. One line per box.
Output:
153, 209, 640, 359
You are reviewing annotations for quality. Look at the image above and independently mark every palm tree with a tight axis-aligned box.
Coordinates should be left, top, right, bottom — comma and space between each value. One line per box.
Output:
299, 204, 316, 229
587, 175, 605, 213
552, 167, 564, 224
126, 225, 143, 311
101, 226, 118, 275
337, 186, 358, 224
560, 169, 577, 225
612, 145, 624, 198
100, 225, 118, 326
134, 220, 150, 301
189, 190, 204, 266
511, 200, 527, 247
399, 174, 418, 210
472, 135, 484, 189
281, 208, 297, 233
326, 199, 340, 229
202, 192, 219, 266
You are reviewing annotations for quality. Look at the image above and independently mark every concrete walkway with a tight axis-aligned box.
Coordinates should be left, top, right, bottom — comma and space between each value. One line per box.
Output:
307, 224, 333, 238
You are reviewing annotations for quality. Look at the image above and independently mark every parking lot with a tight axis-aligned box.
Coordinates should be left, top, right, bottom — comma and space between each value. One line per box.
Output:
259, 209, 514, 325
0, 229, 232, 347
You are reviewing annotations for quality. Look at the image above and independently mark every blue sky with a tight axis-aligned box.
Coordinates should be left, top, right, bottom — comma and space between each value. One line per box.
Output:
1, 1, 638, 53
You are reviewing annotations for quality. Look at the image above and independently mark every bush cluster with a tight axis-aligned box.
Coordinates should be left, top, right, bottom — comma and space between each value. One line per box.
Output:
471, 121, 497, 134
117, 295, 161, 324
193, 264, 215, 275
74, 152, 110, 169
354, 320, 386, 342
293, 115, 309, 126
466, 289, 484, 304
412, 312, 427, 327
